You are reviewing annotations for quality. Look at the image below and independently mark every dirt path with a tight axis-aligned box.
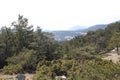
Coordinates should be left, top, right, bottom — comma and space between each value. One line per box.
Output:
102, 53, 120, 63
0, 73, 34, 80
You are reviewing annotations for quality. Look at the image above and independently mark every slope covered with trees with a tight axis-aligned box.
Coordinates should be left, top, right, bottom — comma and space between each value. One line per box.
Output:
0, 15, 120, 80
0, 15, 58, 73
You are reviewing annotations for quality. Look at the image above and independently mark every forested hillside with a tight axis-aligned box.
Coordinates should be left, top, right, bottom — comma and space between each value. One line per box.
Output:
0, 15, 120, 80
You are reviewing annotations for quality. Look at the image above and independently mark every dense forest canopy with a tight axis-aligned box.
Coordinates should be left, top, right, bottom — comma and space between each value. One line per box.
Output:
0, 15, 120, 80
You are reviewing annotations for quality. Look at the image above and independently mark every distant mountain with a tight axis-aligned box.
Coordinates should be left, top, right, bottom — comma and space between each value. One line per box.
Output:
69, 25, 87, 31
51, 24, 108, 41
82, 24, 107, 32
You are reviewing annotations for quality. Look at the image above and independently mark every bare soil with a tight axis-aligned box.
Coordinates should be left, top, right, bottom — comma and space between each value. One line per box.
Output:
102, 52, 120, 63
0, 73, 34, 80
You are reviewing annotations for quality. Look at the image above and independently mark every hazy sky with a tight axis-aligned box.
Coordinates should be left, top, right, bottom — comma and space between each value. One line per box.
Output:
0, 0, 120, 30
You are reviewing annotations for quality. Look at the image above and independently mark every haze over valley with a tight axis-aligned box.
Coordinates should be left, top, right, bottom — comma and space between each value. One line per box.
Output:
51, 23, 107, 41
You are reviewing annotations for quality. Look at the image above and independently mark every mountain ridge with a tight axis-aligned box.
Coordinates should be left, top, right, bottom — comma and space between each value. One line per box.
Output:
52, 24, 107, 41
51, 20, 120, 41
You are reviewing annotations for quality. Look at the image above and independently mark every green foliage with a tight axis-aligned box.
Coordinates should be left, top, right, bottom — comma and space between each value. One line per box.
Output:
11, 15, 34, 53
33, 21, 120, 80
6, 48, 37, 72
76, 60, 120, 80
1, 15, 120, 80
34, 59, 120, 80
0, 15, 56, 72
34, 60, 74, 80
108, 32, 120, 53
2, 64, 23, 74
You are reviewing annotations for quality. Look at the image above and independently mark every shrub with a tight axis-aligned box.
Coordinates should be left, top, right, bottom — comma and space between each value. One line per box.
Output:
2, 64, 23, 74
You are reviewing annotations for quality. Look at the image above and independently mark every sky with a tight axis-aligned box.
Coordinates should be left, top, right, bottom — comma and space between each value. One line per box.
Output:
0, 0, 120, 31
